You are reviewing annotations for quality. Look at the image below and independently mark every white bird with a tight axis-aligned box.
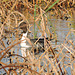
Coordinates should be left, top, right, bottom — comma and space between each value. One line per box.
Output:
19, 22, 30, 57
19, 22, 52, 57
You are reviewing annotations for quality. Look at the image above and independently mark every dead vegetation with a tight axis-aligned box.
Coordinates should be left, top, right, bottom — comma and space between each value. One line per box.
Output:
0, 0, 75, 75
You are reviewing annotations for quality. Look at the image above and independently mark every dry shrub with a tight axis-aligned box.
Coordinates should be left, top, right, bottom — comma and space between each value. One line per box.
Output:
0, 0, 75, 75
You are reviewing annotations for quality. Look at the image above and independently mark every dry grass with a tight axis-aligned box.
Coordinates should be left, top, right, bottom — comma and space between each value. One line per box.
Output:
0, 0, 75, 75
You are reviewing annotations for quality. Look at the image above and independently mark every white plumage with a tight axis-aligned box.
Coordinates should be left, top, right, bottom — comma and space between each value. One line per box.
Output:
20, 32, 31, 57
